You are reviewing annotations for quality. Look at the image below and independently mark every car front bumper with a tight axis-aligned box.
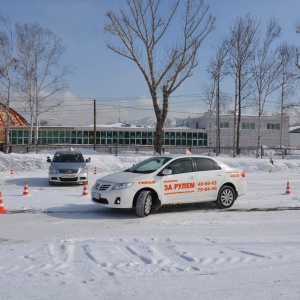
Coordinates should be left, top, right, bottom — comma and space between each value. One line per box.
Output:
49, 172, 88, 184
91, 187, 137, 209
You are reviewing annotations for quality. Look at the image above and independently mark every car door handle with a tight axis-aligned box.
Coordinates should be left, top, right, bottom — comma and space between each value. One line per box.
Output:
217, 173, 223, 176
189, 176, 195, 179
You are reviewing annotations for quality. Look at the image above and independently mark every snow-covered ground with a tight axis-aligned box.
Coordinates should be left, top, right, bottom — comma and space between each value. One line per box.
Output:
1, 149, 300, 300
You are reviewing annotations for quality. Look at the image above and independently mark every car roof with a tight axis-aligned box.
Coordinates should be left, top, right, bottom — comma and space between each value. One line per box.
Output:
160, 154, 231, 168
161, 154, 214, 159
54, 149, 82, 155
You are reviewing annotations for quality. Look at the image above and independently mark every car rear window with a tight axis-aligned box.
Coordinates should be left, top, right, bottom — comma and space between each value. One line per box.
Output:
194, 158, 221, 171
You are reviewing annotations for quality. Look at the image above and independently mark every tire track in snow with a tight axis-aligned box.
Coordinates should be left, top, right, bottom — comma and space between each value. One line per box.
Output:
0, 237, 299, 280
44, 240, 75, 276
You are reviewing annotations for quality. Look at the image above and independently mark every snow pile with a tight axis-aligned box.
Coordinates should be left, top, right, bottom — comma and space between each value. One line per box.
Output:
0, 150, 300, 299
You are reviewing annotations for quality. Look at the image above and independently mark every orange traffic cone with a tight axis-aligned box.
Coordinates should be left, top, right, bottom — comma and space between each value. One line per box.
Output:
82, 182, 88, 196
23, 181, 29, 195
0, 192, 7, 214
94, 166, 97, 175
11, 166, 14, 175
285, 181, 291, 194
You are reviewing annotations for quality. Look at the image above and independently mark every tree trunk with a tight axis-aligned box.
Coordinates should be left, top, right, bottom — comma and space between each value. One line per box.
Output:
233, 74, 238, 157
280, 85, 284, 149
153, 86, 169, 155
257, 113, 262, 158
154, 117, 164, 154
236, 70, 242, 155
256, 93, 262, 158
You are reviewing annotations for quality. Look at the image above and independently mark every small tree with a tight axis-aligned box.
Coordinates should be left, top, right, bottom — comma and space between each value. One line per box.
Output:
104, 0, 215, 154
251, 17, 281, 157
15, 22, 71, 147
207, 39, 228, 155
227, 14, 259, 156
201, 81, 216, 155
0, 16, 18, 148
277, 43, 299, 148
296, 22, 300, 69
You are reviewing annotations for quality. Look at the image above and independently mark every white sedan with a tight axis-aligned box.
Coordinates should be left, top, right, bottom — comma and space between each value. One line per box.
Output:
91, 154, 246, 217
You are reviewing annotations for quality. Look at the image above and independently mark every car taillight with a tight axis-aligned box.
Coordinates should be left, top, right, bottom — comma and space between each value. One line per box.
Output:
241, 172, 245, 177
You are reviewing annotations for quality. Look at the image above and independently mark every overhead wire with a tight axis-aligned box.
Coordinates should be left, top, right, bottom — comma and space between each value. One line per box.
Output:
5, 91, 288, 119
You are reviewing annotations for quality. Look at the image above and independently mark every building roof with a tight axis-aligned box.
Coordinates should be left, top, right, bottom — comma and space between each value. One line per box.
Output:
0, 102, 27, 126
289, 126, 300, 133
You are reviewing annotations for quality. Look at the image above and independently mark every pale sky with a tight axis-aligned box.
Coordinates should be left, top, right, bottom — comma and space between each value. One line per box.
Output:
1, 0, 300, 126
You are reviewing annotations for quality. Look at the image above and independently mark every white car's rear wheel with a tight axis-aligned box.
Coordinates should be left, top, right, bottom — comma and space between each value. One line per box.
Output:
216, 186, 235, 209
136, 190, 153, 217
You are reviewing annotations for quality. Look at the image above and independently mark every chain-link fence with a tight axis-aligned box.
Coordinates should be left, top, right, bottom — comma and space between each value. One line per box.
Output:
2, 144, 298, 159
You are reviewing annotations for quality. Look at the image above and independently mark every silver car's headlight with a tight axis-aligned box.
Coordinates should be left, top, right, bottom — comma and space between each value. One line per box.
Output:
49, 166, 59, 174
78, 167, 87, 174
112, 182, 134, 190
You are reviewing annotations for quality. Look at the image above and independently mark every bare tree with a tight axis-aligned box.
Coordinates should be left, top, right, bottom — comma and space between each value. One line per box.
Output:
104, 0, 215, 154
15, 22, 71, 147
226, 14, 259, 156
0, 16, 18, 150
201, 80, 216, 156
251, 17, 281, 157
277, 43, 299, 148
207, 39, 228, 155
296, 22, 300, 69
219, 92, 232, 112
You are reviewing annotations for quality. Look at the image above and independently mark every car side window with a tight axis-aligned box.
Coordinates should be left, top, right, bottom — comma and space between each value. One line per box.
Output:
194, 158, 221, 171
167, 159, 193, 174
213, 160, 222, 170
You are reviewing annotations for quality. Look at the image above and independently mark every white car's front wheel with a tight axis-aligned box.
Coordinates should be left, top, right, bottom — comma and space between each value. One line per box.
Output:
136, 190, 153, 217
216, 186, 235, 209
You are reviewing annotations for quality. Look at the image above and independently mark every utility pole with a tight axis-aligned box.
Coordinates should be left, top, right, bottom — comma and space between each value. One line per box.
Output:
94, 100, 96, 151
215, 60, 223, 156
216, 75, 220, 156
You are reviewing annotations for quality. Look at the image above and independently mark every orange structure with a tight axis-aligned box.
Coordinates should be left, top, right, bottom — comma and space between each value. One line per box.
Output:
23, 181, 29, 195
0, 102, 27, 146
82, 182, 88, 196
285, 181, 291, 194
0, 192, 7, 214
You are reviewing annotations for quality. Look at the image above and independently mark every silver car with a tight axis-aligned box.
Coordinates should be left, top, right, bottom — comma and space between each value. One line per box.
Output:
47, 150, 90, 185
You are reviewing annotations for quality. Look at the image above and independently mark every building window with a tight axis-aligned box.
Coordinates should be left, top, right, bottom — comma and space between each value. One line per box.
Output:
267, 123, 280, 130
242, 123, 255, 130
8, 128, 207, 147
220, 122, 229, 129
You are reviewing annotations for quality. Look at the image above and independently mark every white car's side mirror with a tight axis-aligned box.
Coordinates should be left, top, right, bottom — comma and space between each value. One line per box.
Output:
162, 168, 172, 175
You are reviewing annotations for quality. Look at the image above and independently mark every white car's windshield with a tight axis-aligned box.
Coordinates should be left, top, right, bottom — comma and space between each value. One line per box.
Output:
125, 157, 172, 174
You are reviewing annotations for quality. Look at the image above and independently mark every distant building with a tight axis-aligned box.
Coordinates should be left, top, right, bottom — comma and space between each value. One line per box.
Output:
197, 111, 289, 149
0, 102, 28, 146
7, 124, 207, 148
0, 106, 290, 152
289, 127, 300, 147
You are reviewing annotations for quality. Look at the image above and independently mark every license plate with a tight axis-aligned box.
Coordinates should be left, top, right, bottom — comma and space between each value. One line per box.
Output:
92, 192, 100, 199
61, 174, 76, 178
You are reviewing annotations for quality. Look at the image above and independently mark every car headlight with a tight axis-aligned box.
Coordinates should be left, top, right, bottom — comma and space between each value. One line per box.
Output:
78, 167, 87, 174
112, 182, 134, 190
49, 166, 59, 174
